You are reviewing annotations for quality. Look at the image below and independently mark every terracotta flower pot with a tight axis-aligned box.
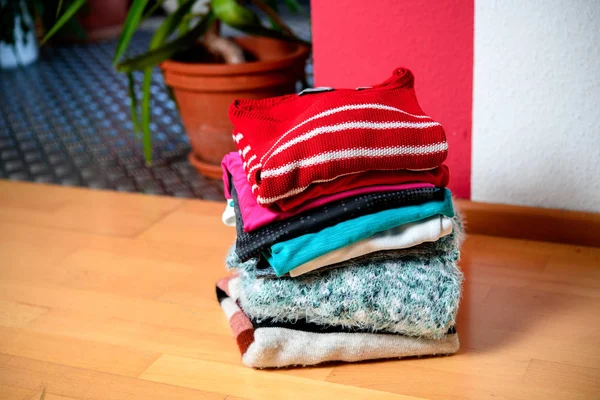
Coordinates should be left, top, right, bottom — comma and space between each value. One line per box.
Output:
161, 36, 310, 179
45, 0, 128, 42
79, 0, 128, 41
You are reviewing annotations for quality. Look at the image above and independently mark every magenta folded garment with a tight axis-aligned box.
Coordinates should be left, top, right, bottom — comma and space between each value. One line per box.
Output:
221, 152, 434, 233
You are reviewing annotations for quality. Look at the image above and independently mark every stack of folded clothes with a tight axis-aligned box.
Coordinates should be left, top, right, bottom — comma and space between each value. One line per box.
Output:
217, 67, 464, 368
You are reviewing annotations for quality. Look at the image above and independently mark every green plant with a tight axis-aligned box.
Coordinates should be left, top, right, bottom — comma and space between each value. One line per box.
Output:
112, 0, 310, 165
6, 0, 309, 164
39, 0, 89, 43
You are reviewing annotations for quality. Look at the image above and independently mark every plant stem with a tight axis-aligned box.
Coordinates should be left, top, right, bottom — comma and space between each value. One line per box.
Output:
203, 19, 245, 63
249, 0, 294, 36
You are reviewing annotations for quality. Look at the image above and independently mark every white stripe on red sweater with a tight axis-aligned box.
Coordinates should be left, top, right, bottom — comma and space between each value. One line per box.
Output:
241, 145, 251, 157
245, 120, 440, 182
260, 144, 448, 179
245, 154, 257, 167
266, 120, 442, 162
259, 103, 432, 164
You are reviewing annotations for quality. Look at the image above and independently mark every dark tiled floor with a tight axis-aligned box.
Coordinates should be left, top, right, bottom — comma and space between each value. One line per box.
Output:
0, 12, 311, 200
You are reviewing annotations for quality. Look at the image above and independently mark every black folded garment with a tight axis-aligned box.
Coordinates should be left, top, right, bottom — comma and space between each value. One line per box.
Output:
232, 181, 443, 261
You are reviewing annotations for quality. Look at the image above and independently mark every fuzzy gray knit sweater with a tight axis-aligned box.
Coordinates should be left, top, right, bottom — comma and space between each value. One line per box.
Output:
226, 216, 464, 340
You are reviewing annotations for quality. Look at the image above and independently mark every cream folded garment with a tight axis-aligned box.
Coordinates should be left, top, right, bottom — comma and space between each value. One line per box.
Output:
288, 215, 453, 277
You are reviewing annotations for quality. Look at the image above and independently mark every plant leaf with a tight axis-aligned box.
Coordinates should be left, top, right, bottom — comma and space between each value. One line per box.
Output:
211, 0, 260, 28
236, 23, 310, 47
141, 68, 153, 164
176, 0, 187, 35
150, 0, 196, 50
55, 0, 64, 17
250, 0, 293, 35
136, 0, 196, 164
262, 0, 279, 27
127, 72, 141, 136
117, 11, 215, 72
141, 0, 166, 23
112, 0, 149, 65
283, 0, 300, 14
41, 0, 87, 44
219, 0, 309, 46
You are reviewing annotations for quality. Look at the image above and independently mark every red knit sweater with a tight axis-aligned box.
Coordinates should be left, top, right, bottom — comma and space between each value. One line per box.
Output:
229, 68, 448, 207
275, 165, 450, 211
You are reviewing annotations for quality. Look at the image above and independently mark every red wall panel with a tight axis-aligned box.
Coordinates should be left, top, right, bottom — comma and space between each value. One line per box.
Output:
311, 0, 474, 198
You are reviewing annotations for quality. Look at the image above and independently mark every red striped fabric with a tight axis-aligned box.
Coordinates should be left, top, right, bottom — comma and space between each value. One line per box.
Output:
229, 68, 448, 207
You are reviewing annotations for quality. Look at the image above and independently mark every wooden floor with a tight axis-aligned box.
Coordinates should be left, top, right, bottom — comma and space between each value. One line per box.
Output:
0, 181, 599, 400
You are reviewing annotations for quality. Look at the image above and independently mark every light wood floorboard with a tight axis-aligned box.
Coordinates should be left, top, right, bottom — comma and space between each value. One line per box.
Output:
0, 181, 598, 399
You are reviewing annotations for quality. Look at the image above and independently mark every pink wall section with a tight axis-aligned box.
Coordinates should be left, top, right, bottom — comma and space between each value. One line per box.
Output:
311, 0, 474, 198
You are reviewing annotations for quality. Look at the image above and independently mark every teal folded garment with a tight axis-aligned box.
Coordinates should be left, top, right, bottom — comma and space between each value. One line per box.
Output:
263, 188, 455, 276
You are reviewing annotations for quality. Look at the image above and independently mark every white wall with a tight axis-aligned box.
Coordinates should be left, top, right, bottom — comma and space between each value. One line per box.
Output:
472, 0, 600, 212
